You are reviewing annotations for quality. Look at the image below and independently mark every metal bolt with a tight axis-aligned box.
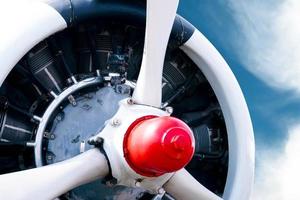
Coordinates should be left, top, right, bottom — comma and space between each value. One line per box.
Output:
88, 137, 103, 146
127, 98, 134, 105
158, 188, 165, 195
165, 106, 173, 114
111, 118, 121, 127
47, 155, 53, 161
57, 115, 62, 121
95, 137, 103, 144
87, 139, 95, 145
68, 95, 77, 106
43, 132, 56, 140
105, 178, 117, 186
135, 181, 141, 187
56, 112, 65, 122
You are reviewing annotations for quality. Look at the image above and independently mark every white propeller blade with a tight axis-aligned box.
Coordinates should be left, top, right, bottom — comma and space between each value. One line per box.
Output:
164, 168, 223, 200
132, 0, 179, 107
0, 149, 109, 200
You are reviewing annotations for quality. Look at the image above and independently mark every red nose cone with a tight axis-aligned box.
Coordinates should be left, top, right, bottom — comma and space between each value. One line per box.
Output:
123, 116, 195, 177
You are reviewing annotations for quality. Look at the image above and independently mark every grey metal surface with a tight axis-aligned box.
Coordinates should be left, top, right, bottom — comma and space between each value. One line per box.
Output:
47, 86, 129, 163
45, 85, 150, 200
34, 77, 103, 166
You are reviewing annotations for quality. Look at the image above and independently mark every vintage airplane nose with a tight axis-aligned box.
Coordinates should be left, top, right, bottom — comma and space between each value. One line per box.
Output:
123, 116, 195, 177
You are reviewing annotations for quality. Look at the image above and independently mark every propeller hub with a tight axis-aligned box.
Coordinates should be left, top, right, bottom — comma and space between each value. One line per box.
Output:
123, 116, 195, 177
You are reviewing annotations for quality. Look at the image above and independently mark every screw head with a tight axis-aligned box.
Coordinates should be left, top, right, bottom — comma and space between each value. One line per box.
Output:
47, 155, 53, 161
111, 118, 121, 127
135, 181, 141, 187
158, 188, 165, 195
165, 106, 173, 114
50, 134, 55, 140
127, 98, 134, 105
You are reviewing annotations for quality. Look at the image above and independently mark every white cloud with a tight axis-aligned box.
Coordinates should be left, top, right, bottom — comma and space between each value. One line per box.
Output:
227, 0, 300, 94
207, 1, 300, 199
252, 124, 300, 200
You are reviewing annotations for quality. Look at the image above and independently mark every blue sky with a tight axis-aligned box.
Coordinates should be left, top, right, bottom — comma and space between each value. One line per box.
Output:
178, 0, 300, 199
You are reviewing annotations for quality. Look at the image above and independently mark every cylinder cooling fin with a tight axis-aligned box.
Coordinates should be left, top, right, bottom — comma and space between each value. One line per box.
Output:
27, 41, 65, 94
0, 109, 34, 143
0, 3, 229, 200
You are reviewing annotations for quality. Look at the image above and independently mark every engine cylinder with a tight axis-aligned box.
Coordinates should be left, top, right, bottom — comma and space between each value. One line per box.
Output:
0, 108, 34, 143
95, 31, 113, 72
27, 42, 64, 94
76, 27, 93, 73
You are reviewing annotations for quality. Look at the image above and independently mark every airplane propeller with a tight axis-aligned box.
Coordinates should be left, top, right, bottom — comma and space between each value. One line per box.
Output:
0, 149, 109, 199
0, 0, 223, 199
